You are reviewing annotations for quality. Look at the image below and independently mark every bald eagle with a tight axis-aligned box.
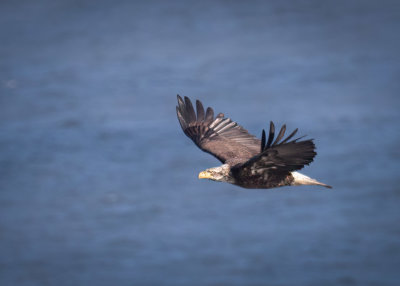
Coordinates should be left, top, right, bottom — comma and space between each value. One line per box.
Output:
176, 95, 331, 189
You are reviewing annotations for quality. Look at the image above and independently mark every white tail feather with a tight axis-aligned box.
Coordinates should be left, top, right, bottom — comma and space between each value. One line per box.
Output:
291, 172, 332, 189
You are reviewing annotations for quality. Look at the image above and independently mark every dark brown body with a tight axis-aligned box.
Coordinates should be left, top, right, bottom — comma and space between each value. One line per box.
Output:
230, 166, 295, 189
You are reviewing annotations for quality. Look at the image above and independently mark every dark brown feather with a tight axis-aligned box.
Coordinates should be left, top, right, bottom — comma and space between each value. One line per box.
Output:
261, 129, 266, 152
205, 107, 214, 124
266, 121, 275, 149
279, 128, 298, 145
176, 95, 260, 164
184, 96, 196, 123
196, 100, 205, 121
273, 124, 286, 145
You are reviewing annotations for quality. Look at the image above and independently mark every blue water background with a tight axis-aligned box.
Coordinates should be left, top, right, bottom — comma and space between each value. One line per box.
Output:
1, 1, 399, 285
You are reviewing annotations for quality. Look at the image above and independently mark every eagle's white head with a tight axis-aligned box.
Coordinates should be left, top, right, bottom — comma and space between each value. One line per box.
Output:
198, 164, 235, 183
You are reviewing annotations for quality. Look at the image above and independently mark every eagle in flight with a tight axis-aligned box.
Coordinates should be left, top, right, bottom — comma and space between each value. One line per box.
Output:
176, 95, 331, 189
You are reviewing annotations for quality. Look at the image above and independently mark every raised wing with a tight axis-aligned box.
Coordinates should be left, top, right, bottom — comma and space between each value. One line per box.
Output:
176, 95, 260, 164
231, 121, 316, 178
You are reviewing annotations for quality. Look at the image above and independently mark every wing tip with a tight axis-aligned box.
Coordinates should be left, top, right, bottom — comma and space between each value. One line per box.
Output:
261, 129, 266, 152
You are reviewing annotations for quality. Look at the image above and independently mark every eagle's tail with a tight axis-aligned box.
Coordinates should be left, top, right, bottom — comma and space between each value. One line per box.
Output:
291, 171, 332, 189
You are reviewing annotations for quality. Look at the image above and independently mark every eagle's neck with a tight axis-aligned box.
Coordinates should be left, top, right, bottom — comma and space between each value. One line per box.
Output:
218, 164, 236, 184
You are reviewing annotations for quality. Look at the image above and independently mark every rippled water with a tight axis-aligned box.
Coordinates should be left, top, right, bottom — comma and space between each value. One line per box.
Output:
1, 1, 399, 285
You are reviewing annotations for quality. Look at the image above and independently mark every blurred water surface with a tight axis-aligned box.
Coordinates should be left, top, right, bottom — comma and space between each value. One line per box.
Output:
1, 1, 399, 285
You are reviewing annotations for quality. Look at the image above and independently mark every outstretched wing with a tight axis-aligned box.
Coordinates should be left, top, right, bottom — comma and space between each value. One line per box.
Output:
176, 95, 260, 164
231, 121, 316, 178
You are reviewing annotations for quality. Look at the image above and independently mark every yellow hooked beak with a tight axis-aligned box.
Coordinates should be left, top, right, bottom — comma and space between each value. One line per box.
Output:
198, 171, 212, 179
